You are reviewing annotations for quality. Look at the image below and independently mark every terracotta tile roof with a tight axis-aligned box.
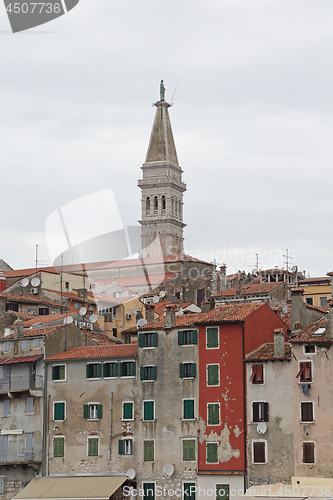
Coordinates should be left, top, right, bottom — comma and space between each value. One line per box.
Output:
15, 313, 70, 327
5, 325, 65, 339
0, 354, 43, 365
0, 292, 61, 307
246, 341, 291, 361
153, 301, 193, 317
43, 289, 95, 303
85, 331, 122, 345
305, 303, 328, 314
298, 276, 331, 285
125, 303, 266, 332
44, 343, 138, 361
1, 311, 36, 321
212, 282, 283, 299
289, 318, 333, 344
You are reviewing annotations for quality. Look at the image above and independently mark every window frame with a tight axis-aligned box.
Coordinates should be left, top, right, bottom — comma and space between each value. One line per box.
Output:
182, 438, 196, 462
103, 362, 118, 378
83, 403, 102, 421
122, 401, 134, 421
22, 339, 29, 350
120, 360, 136, 378
180, 362, 196, 379
207, 363, 220, 387
305, 297, 314, 306
182, 399, 195, 420
300, 401, 314, 423
3, 399, 10, 417
86, 362, 102, 380
319, 296, 328, 307
143, 400, 155, 421
252, 439, 267, 464
143, 440, 155, 461
140, 365, 157, 382
207, 402, 220, 426
53, 401, 66, 421
250, 364, 264, 385
139, 332, 158, 349
178, 330, 198, 346
3, 342, 10, 353
34, 338, 41, 349
53, 436, 65, 458
206, 442, 218, 464
206, 326, 219, 349
296, 361, 313, 383
303, 345, 316, 355
52, 364, 66, 382
302, 441, 315, 464
25, 397, 34, 415
87, 436, 99, 457
252, 401, 269, 423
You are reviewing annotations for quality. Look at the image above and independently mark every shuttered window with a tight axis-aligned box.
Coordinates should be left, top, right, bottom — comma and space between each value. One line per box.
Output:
252, 402, 269, 422
143, 401, 154, 421
301, 402, 314, 422
0, 477, 5, 495
180, 363, 196, 378
143, 483, 155, 500
253, 441, 266, 463
143, 440, 154, 461
207, 403, 220, 425
88, 438, 99, 456
123, 402, 133, 420
54, 402, 65, 421
216, 485, 229, 500
120, 361, 136, 377
83, 404, 102, 420
296, 362, 312, 383
119, 439, 133, 455
182, 439, 195, 461
26, 397, 34, 415
250, 364, 264, 384
206, 327, 219, 348
206, 442, 218, 463
52, 365, 66, 381
139, 333, 158, 348
140, 366, 157, 381
302, 442, 315, 463
178, 330, 197, 345
207, 364, 219, 386
183, 399, 195, 420
103, 362, 118, 378
86, 363, 101, 379
53, 437, 64, 457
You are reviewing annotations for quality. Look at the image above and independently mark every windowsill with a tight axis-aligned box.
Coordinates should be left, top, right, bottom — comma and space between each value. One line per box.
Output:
142, 380, 154, 383
206, 347, 219, 350
142, 419, 156, 422
252, 462, 267, 465
121, 419, 135, 422
298, 381, 313, 385
87, 418, 100, 422
182, 377, 195, 380
86, 378, 102, 381
52, 380, 66, 383
251, 383, 264, 385
207, 384, 220, 388
300, 420, 315, 424
103, 377, 118, 380
121, 376, 135, 379
180, 418, 197, 422
25, 413, 34, 416
142, 347, 156, 350
181, 344, 195, 347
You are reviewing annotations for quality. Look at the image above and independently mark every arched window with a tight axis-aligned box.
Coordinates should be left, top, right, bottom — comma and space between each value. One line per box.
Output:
175, 199, 178, 218
154, 196, 158, 214
162, 195, 166, 211
146, 197, 150, 215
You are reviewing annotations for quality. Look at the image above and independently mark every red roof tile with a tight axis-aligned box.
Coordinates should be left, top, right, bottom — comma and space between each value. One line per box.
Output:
45, 343, 138, 361
0, 292, 61, 307
246, 341, 291, 361
290, 318, 332, 343
212, 282, 284, 299
5, 325, 65, 339
0, 355, 43, 365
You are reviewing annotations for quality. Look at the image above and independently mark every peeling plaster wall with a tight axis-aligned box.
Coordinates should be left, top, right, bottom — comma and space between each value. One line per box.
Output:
246, 360, 294, 485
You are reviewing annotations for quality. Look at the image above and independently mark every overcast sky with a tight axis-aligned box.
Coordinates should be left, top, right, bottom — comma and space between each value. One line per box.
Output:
1, 0, 333, 277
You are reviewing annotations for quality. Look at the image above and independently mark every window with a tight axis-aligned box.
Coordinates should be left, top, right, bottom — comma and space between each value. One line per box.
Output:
3, 400, 10, 417
183, 483, 196, 500
154, 196, 158, 212
296, 362, 312, 383
0, 476, 5, 495
207, 364, 219, 386
301, 402, 314, 422
206, 442, 218, 463
143, 483, 155, 500
143, 440, 154, 461
86, 363, 101, 379
302, 442, 315, 464
304, 345, 316, 354
26, 397, 34, 415
88, 437, 99, 456
178, 330, 197, 345
22, 339, 29, 350
119, 438, 133, 455
120, 361, 136, 377
252, 440, 266, 463
180, 363, 196, 378
52, 365, 66, 381
305, 297, 314, 306
122, 402, 134, 420
139, 332, 158, 348
140, 366, 157, 381
34, 338, 41, 348
65, 282, 69, 289
197, 288, 205, 307
206, 327, 219, 348
25, 433, 33, 460
146, 197, 151, 215
207, 403, 220, 425
143, 401, 154, 421
161, 195, 166, 211
83, 404, 102, 420
319, 296, 328, 307
250, 364, 264, 384
53, 437, 64, 457
216, 485, 229, 500
103, 362, 118, 378
54, 402, 65, 421
3, 342, 10, 353
182, 439, 195, 461
183, 399, 195, 420
38, 307, 49, 315
252, 402, 269, 423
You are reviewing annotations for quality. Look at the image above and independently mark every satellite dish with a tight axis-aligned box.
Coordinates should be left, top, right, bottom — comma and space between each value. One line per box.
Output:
21, 278, 29, 287
160, 291, 166, 297
257, 422, 267, 434
163, 463, 174, 477
133, 307, 139, 314
126, 469, 136, 480
251, 269, 258, 275
63, 316, 73, 325
79, 307, 87, 316
31, 277, 40, 287
153, 295, 159, 304
89, 314, 98, 323
137, 318, 147, 328
171, 295, 177, 303
291, 266, 297, 273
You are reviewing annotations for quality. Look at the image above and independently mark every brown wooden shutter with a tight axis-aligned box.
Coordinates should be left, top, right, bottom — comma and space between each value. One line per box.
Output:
250, 365, 257, 382
252, 402, 259, 422
303, 442, 314, 463
301, 402, 313, 422
253, 441, 265, 463
256, 365, 263, 382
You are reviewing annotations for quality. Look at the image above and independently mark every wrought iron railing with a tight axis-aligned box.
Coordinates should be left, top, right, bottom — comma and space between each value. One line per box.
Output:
0, 375, 43, 393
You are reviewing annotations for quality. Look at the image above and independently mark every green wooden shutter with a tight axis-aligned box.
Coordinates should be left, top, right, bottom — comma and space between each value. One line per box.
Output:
143, 483, 155, 500
97, 363, 101, 378
131, 362, 136, 376
120, 363, 124, 376
180, 364, 185, 378
97, 404, 103, 419
53, 437, 64, 457
103, 363, 108, 377
207, 365, 219, 386
54, 402, 65, 421
208, 404, 219, 425
153, 332, 158, 346
144, 441, 154, 461
86, 365, 91, 378
144, 401, 154, 421
52, 366, 57, 380
206, 442, 218, 463
152, 366, 157, 380
118, 439, 124, 455
178, 331, 184, 345
88, 438, 98, 456
183, 439, 195, 461
216, 485, 229, 500
207, 327, 218, 348
140, 367, 145, 381
192, 330, 197, 344
183, 484, 196, 500
123, 402, 133, 420
191, 363, 196, 378
83, 405, 89, 419
184, 399, 194, 419
139, 334, 145, 347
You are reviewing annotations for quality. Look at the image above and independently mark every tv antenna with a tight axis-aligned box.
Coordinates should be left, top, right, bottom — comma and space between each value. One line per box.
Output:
171, 77, 180, 104
283, 249, 294, 273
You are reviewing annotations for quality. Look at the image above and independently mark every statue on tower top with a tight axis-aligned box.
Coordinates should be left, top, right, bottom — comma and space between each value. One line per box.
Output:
160, 80, 165, 101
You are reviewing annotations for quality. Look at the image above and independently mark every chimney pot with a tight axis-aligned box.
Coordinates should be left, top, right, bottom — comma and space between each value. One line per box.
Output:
145, 304, 155, 323
273, 329, 285, 358
13, 319, 24, 339
165, 305, 176, 327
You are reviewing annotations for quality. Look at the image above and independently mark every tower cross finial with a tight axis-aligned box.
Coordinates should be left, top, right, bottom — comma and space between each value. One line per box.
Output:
160, 80, 165, 101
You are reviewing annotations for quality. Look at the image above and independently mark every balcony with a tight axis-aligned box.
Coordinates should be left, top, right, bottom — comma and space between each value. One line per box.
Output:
0, 449, 42, 465
0, 375, 43, 394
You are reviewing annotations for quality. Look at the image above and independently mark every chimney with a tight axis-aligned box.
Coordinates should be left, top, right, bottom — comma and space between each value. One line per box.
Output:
235, 279, 242, 297
13, 319, 24, 339
273, 328, 285, 357
165, 305, 176, 328
201, 300, 215, 313
290, 289, 306, 332
145, 304, 155, 323
325, 300, 333, 340
77, 289, 88, 301
103, 313, 113, 337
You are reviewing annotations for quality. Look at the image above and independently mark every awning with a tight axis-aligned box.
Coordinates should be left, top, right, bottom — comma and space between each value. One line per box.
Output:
13, 476, 127, 500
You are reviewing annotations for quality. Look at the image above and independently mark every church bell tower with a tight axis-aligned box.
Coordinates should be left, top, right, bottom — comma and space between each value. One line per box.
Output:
138, 81, 186, 258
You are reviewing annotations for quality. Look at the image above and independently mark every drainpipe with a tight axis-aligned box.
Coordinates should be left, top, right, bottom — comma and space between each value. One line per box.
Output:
239, 322, 247, 493
42, 361, 48, 476
108, 392, 113, 460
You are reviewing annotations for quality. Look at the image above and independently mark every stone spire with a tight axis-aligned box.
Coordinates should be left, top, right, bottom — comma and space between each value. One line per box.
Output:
138, 85, 186, 258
